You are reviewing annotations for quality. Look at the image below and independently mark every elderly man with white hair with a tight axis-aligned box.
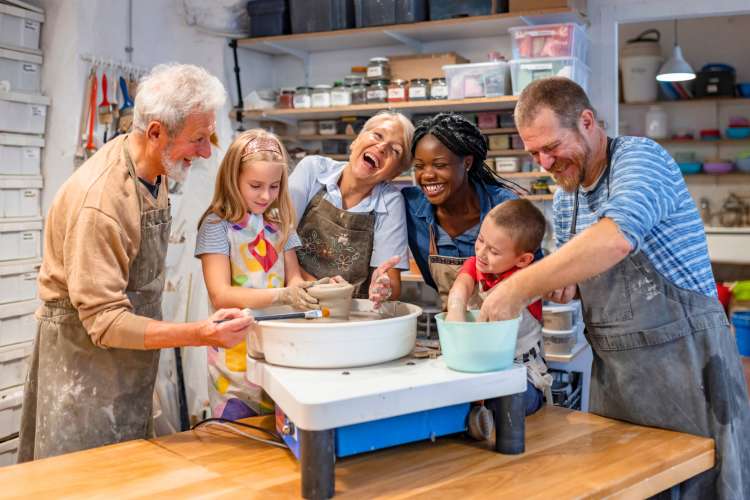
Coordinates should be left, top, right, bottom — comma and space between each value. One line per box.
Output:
18, 64, 255, 461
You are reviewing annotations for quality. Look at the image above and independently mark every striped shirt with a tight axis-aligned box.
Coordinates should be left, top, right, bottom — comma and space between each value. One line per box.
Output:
195, 213, 301, 257
553, 136, 716, 297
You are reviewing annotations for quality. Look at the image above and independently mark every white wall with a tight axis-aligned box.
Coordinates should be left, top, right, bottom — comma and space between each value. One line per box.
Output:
37, 0, 272, 212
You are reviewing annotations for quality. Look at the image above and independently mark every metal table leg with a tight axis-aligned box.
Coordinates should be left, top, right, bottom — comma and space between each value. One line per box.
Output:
298, 428, 335, 499
487, 392, 525, 454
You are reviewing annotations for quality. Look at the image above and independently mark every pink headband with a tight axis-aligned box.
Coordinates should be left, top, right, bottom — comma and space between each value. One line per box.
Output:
241, 136, 283, 159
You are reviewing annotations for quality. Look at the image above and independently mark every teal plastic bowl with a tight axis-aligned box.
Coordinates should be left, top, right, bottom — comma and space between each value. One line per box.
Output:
435, 311, 520, 373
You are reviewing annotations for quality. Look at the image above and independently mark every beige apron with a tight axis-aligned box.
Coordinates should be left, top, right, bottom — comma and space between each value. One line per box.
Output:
18, 140, 170, 461
296, 189, 376, 298
427, 225, 482, 312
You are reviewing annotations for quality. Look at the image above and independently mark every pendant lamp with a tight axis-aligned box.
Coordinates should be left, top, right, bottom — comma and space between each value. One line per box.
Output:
656, 19, 695, 82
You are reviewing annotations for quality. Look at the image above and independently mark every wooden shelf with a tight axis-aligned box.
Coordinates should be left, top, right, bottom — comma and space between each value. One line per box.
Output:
523, 194, 554, 201
481, 128, 518, 134
501, 171, 550, 178
657, 138, 750, 146
488, 149, 529, 157
282, 134, 355, 141
620, 98, 750, 108
237, 8, 586, 55
235, 96, 519, 121
683, 172, 750, 182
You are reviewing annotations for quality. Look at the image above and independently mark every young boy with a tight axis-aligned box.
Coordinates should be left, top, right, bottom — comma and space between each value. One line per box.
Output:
446, 199, 552, 416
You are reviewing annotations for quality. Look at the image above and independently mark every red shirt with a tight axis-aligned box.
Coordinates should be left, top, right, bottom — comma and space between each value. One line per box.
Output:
459, 256, 542, 322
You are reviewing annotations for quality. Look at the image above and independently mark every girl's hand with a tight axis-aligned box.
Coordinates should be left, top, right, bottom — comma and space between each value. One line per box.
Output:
201, 309, 256, 348
273, 285, 319, 310
369, 256, 401, 308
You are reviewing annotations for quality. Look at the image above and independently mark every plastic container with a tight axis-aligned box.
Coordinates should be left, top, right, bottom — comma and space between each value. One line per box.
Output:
443, 61, 510, 99
0, 47, 42, 94
510, 57, 590, 96
703, 161, 734, 174
0, 133, 43, 176
429, 0, 497, 20
0, 259, 39, 304
289, 0, 355, 33
736, 152, 750, 173
0, 176, 42, 219
678, 162, 703, 175
542, 327, 576, 355
645, 105, 668, 139
510, 23, 589, 62
700, 129, 721, 141
0, 299, 37, 347
726, 127, 750, 140
0, 219, 41, 262
246, 0, 290, 37
0, 385, 23, 440
354, 0, 427, 27
0, 341, 32, 391
435, 311, 520, 373
732, 310, 750, 356
542, 304, 576, 330
0, 91, 49, 135
0, 3, 43, 51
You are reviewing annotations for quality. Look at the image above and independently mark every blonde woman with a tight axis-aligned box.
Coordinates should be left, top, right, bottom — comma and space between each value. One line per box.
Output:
196, 129, 320, 419
290, 111, 415, 304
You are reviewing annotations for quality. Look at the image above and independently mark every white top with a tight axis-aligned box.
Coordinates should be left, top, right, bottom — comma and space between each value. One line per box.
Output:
288, 155, 409, 270
246, 356, 527, 430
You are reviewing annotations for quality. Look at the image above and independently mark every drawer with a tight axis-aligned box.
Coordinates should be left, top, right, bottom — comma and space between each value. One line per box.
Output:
0, 385, 23, 440
0, 219, 42, 262
0, 299, 38, 348
0, 259, 39, 304
0, 341, 32, 391
0, 176, 42, 219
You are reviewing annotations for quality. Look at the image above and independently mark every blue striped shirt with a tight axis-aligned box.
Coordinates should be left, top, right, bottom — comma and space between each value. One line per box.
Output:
553, 136, 716, 297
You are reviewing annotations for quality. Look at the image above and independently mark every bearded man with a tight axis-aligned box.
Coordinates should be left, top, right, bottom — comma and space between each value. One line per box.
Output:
479, 77, 750, 499
19, 64, 255, 461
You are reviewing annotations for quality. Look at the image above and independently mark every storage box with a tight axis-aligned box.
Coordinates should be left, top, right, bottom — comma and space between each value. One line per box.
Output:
0, 91, 49, 134
0, 46, 41, 94
510, 23, 588, 62
488, 134, 511, 150
694, 64, 736, 98
246, 0, 290, 37
0, 133, 43, 176
0, 259, 39, 305
443, 61, 510, 99
499, 111, 515, 128
509, 0, 587, 13
289, 0, 355, 33
510, 57, 590, 95
298, 120, 317, 135
0, 385, 23, 440
390, 52, 468, 82
0, 341, 32, 391
476, 111, 498, 129
429, 0, 503, 20
494, 157, 521, 173
0, 299, 37, 348
0, 176, 42, 219
0, 3, 44, 52
0, 219, 42, 262
354, 0, 427, 27
0, 436, 18, 467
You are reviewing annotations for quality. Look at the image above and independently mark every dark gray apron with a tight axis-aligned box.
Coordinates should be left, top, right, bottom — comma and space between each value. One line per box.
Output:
573, 138, 750, 499
296, 188, 375, 298
18, 140, 170, 461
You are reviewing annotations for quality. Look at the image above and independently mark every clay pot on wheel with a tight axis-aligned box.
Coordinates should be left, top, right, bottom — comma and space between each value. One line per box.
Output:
307, 282, 355, 319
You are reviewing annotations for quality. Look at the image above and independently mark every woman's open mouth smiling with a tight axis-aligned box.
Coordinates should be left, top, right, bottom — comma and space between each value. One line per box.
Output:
422, 183, 446, 197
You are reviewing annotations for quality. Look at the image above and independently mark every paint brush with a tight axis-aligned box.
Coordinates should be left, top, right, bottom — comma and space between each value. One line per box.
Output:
214, 308, 330, 324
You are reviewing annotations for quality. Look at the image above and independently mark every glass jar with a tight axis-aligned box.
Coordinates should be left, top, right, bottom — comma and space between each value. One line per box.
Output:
366, 79, 389, 103
293, 86, 312, 108
430, 77, 448, 100
311, 84, 332, 108
278, 88, 295, 109
331, 81, 352, 107
351, 82, 368, 104
351, 66, 368, 81
344, 74, 365, 87
408, 79, 429, 101
367, 57, 391, 81
387, 79, 407, 103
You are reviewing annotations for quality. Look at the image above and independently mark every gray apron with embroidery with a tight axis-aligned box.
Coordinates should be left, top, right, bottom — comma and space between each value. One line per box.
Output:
574, 138, 750, 499
18, 141, 170, 461
296, 188, 375, 298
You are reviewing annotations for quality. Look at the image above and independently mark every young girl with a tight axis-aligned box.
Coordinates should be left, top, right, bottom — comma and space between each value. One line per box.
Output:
196, 129, 321, 419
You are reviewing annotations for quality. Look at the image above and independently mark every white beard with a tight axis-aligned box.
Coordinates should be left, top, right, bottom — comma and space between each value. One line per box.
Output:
162, 150, 188, 183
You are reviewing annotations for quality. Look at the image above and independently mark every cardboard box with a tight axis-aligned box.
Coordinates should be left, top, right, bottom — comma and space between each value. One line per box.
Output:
390, 52, 469, 82
509, 0, 586, 13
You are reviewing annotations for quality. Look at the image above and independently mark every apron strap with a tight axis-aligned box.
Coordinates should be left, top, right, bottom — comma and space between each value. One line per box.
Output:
428, 224, 438, 256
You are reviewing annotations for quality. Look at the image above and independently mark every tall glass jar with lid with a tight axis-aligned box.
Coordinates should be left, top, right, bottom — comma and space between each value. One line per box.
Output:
293, 86, 312, 108
312, 84, 332, 108
367, 57, 391, 81
331, 81, 352, 107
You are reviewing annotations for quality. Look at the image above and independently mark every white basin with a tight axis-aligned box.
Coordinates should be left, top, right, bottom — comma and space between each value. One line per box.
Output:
704, 226, 750, 264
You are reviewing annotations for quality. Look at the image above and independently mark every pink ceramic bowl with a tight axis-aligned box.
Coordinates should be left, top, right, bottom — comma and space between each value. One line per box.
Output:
702, 161, 734, 174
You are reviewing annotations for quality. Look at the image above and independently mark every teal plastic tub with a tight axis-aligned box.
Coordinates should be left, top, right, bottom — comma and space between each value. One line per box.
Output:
435, 311, 520, 372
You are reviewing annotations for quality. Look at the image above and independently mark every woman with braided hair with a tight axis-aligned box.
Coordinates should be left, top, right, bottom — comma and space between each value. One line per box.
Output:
399, 112, 551, 417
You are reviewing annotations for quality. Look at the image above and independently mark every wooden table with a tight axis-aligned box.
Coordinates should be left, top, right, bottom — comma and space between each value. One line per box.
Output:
0, 406, 714, 499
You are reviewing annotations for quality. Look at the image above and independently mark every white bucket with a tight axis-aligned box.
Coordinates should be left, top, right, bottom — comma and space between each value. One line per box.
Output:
620, 29, 662, 103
